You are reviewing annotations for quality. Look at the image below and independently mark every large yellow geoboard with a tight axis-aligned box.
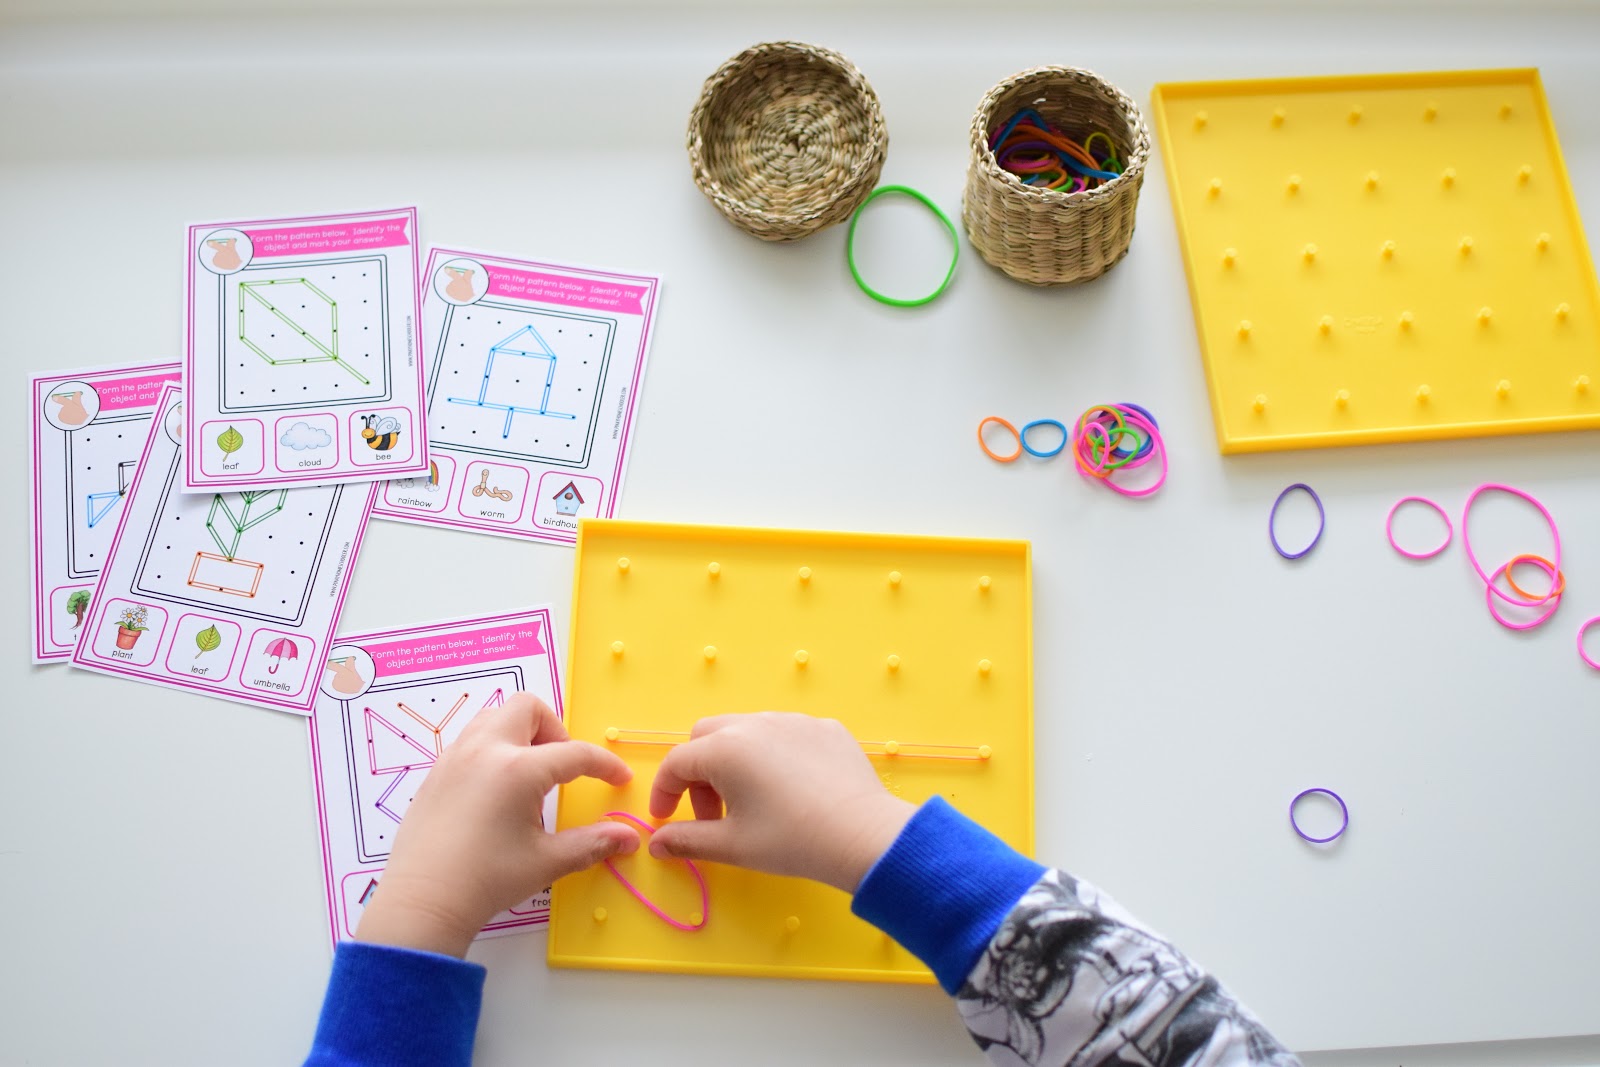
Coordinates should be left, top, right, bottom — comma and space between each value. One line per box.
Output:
1152, 69, 1600, 453
548, 519, 1033, 983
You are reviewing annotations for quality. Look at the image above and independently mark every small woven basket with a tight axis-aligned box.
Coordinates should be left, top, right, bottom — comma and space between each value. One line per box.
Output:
963, 66, 1150, 285
687, 41, 888, 242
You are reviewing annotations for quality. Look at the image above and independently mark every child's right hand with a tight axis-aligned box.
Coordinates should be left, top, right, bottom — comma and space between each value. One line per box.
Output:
648, 712, 915, 893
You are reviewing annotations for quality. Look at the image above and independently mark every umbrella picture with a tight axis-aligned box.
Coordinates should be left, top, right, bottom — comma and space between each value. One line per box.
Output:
265, 637, 299, 674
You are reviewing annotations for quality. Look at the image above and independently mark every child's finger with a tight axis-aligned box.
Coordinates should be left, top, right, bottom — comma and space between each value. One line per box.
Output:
689, 783, 724, 821
527, 739, 632, 788
650, 816, 740, 865
648, 736, 722, 819
689, 714, 740, 739
542, 821, 640, 881
475, 691, 569, 747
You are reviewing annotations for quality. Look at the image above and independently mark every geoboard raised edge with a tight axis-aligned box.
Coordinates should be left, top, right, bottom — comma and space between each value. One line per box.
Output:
1152, 68, 1600, 453
30, 361, 182, 662
308, 608, 563, 949
548, 518, 1034, 984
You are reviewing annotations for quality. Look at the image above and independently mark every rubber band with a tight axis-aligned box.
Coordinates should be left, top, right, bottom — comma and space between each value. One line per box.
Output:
1485, 558, 1562, 630
1290, 788, 1349, 844
1385, 496, 1453, 560
1577, 617, 1600, 670
1506, 554, 1565, 601
600, 811, 709, 932
1269, 483, 1325, 560
1088, 412, 1168, 497
1020, 418, 1068, 458
989, 110, 1125, 191
846, 185, 959, 308
1072, 422, 1117, 478
1460, 484, 1562, 607
977, 416, 1022, 463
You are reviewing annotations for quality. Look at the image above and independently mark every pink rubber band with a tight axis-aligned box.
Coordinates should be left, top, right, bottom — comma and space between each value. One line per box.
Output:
1460, 484, 1562, 607
1080, 412, 1168, 497
1484, 558, 1562, 631
600, 811, 709, 932
1578, 617, 1600, 670
1385, 496, 1453, 559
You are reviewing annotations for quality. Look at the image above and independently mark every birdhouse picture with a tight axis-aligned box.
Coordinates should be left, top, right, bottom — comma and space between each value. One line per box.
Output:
551, 481, 585, 516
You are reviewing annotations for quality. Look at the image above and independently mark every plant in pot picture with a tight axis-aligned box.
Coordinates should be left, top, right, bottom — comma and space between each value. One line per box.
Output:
114, 603, 151, 649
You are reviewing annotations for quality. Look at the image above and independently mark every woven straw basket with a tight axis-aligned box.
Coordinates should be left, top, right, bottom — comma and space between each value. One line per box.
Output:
964, 67, 1150, 285
687, 42, 888, 242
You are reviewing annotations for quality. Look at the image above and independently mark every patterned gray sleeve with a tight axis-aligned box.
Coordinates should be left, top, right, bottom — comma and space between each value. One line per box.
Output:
955, 870, 1301, 1067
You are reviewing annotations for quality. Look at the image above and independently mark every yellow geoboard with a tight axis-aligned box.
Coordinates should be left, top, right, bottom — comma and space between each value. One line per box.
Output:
548, 519, 1034, 983
1152, 69, 1600, 453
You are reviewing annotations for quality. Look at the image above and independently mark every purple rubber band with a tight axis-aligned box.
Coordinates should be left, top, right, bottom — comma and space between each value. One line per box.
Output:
1270, 483, 1325, 560
1460, 483, 1562, 607
1578, 617, 1600, 670
1290, 787, 1348, 844
1385, 496, 1453, 560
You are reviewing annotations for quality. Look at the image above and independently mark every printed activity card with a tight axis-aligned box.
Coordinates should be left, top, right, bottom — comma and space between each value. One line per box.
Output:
184, 208, 428, 491
308, 608, 563, 947
31, 361, 182, 662
72, 383, 376, 715
371, 247, 659, 546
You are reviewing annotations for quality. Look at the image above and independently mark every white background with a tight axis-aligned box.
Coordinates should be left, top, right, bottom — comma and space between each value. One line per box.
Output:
3, 1, 1599, 1065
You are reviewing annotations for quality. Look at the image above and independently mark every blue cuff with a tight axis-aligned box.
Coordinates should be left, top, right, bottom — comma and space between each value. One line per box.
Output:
304, 941, 486, 1067
851, 796, 1045, 993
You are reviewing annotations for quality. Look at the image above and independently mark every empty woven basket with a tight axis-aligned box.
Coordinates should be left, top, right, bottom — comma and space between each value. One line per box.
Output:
964, 66, 1150, 285
687, 41, 888, 242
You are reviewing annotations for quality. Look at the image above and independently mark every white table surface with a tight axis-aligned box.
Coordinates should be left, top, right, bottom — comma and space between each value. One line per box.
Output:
4, 2, 1600, 1064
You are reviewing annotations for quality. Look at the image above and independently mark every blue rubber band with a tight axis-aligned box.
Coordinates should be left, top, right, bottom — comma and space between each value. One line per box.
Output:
1020, 419, 1068, 458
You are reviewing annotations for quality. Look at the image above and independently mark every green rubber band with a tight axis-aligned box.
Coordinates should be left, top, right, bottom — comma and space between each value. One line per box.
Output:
846, 184, 959, 308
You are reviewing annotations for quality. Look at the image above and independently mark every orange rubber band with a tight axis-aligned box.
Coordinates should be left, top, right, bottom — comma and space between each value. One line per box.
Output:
1072, 423, 1118, 479
1506, 553, 1565, 601
978, 416, 1022, 462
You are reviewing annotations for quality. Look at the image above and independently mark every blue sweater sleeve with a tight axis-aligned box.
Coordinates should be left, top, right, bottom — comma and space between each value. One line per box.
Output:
303, 941, 486, 1067
851, 796, 1046, 993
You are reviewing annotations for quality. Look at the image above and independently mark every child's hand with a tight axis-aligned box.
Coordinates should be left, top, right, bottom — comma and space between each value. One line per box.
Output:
647, 712, 914, 893
356, 692, 639, 958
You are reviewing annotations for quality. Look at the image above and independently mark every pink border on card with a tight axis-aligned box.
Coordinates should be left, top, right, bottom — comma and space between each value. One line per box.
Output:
162, 613, 244, 684
199, 418, 267, 476
71, 382, 380, 715
31, 361, 181, 662
307, 608, 562, 949
183, 207, 430, 491
369, 247, 659, 546
272, 412, 342, 474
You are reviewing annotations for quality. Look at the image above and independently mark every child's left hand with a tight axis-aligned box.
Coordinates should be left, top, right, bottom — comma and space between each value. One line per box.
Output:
355, 692, 639, 958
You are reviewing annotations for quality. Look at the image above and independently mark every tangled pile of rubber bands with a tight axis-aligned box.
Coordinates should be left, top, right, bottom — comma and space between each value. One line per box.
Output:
978, 402, 1167, 498
989, 108, 1125, 193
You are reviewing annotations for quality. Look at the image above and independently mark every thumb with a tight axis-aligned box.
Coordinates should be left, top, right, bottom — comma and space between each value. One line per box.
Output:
542, 821, 639, 880
650, 818, 742, 866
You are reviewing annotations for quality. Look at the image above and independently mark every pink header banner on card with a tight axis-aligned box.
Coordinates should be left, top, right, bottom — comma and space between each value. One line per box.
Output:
98, 371, 182, 412
486, 265, 648, 314
366, 621, 546, 677
244, 217, 411, 258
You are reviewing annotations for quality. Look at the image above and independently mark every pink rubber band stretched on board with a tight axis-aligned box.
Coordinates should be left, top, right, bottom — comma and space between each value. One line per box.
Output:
600, 811, 709, 932
1577, 617, 1600, 670
1460, 484, 1562, 607
1385, 496, 1453, 560
1484, 558, 1562, 631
